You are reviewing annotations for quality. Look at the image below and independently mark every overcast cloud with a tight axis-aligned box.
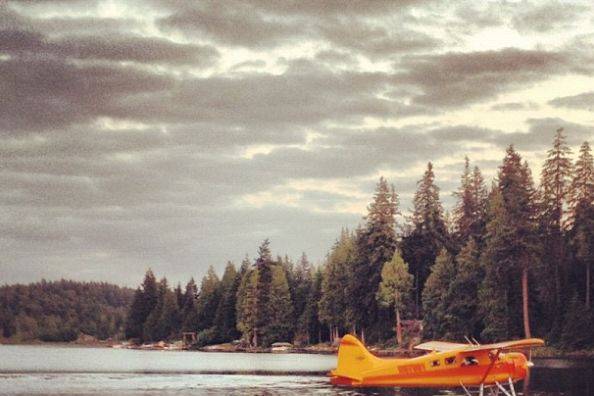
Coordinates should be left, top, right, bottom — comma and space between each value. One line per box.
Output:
1, 0, 593, 286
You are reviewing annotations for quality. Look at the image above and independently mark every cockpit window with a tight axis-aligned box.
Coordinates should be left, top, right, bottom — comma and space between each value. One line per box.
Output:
445, 356, 456, 365
431, 360, 440, 367
462, 356, 478, 366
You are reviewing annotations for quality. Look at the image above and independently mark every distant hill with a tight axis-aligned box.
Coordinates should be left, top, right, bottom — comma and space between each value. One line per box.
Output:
0, 280, 134, 342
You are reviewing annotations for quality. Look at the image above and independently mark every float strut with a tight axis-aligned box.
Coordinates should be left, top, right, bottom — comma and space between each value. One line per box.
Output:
495, 381, 512, 396
460, 381, 473, 396
508, 377, 517, 396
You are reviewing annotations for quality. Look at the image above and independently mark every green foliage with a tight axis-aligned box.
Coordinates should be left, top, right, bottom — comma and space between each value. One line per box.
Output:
443, 238, 483, 339
376, 251, 413, 318
402, 163, 449, 316
319, 229, 355, 335
0, 280, 132, 342
348, 177, 399, 341
213, 261, 241, 342
559, 294, 594, 350
422, 249, 457, 339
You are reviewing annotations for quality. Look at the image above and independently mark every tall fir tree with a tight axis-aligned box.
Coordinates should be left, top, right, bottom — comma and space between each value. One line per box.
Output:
298, 268, 324, 345
181, 278, 199, 331
261, 265, 294, 345
480, 147, 540, 340
444, 238, 484, 340
213, 262, 241, 342
421, 249, 456, 339
453, 157, 488, 247
195, 266, 221, 332
402, 162, 448, 316
235, 264, 258, 346
568, 141, 594, 308
348, 177, 398, 342
538, 128, 573, 332
124, 269, 158, 341
319, 229, 355, 340
292, 253, 313, 328
143, 278, 169, 342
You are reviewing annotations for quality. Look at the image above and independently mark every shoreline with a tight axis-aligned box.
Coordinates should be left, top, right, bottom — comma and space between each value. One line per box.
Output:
3, 339, 594, 360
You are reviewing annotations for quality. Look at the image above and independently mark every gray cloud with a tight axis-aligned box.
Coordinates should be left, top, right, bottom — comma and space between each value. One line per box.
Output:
397, 48, 586, 107
1, 0, 593, 286
549, 91, 594, 111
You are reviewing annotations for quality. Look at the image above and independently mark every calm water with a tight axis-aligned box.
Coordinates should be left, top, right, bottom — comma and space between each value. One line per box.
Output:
0, 345, 592, 395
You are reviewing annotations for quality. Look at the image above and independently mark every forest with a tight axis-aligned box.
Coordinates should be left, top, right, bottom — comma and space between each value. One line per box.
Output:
1, 129, 593, 351
0, 280, 133, 342
124, 129, 594, 350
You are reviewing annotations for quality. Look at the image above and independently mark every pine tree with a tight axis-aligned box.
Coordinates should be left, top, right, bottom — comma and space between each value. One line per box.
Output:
293, 253, 313, 326
143, 278, 169, 342
181, 278, 199, 331
124, 288, 144, 340
479, 189, 515, 341
559, 293, 594, 350
213, 262, 241, 342
158, 286, 180, 340
402, 163, 448, 316
422, 249, 456, 339
568, 142, 594, 308
319, 229, 355, 340
261, 264, 294, 345
376, 250, 413, 345
348, 177, 398, 342
538, 128, 573, 330
479, 148, 540, 340
195, 266, 221, 331
444, 238, 483, 340
453, 157, 488, 246
298, 268, 324, 345
235, 266, 258, 345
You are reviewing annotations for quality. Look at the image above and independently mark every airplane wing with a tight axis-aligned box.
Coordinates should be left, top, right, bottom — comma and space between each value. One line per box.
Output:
462, 338, 545, 353
414, 338, 544, 353
414, 341, 471, 352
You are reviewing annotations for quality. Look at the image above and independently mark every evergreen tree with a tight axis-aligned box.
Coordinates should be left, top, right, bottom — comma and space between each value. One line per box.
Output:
292, 253, 313, 340
479, 189, 515, 341
195, 266, 221, 331
568, 141, 594, 308
559, 293, 594, 350
319, 229, 355, 340
235, 265, 258, 345
125, 288, 145, 340
348, 177, 398, 342
261, 264, 294, 345
376, 250, 413, 345
422, 249, 456, 339
480, 148, 540, 340
125, 269, 158, 341
538, 128, 573, 331
453, 157, 488, 247
568, 142, 593, 224
143, 278, 169, 342
298, 268, 324, 345
444, 238, 483, 339
402, 163, 448, 316
213, 261, 241, 342
158, 286, 180, 340
181, 278, 199, 331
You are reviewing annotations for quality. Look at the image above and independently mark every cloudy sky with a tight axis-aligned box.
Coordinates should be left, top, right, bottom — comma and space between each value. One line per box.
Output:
1, 0, 594, 287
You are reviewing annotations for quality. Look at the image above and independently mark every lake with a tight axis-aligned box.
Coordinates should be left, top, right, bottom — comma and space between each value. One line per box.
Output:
0, 345, 592, 395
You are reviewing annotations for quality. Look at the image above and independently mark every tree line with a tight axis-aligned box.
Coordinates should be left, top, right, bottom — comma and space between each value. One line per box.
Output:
0, 280, 133, 342
125, 129, 593, 350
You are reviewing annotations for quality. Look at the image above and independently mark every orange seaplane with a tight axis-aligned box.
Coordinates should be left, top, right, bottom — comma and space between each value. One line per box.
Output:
330, 334, 544, 396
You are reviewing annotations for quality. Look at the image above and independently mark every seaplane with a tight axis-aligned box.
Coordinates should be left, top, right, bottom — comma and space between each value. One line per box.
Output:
330, 334, 544, 396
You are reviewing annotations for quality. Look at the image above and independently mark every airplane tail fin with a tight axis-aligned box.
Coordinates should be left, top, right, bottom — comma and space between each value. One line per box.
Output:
331, 334, 380, 382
